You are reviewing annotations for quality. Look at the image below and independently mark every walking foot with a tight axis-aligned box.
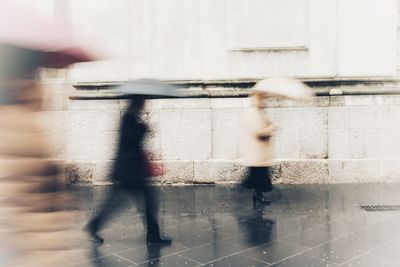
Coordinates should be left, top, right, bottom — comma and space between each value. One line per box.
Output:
252, 194, 271, 207
146, 234, 172, 245
84, 224, 104, 245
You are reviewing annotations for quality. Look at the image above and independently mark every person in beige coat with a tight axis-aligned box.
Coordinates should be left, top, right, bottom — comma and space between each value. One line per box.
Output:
240, 91, 279, 207
0, 46, 83, 267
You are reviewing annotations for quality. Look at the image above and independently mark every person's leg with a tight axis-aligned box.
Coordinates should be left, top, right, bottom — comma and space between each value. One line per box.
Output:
252, 168, 271, 206
85, 185, 122, 244
139, 186, 171, 245
142, 186, 159, 237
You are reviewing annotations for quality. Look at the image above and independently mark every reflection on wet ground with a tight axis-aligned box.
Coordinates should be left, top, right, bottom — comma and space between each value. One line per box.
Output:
7, 183, 400, 266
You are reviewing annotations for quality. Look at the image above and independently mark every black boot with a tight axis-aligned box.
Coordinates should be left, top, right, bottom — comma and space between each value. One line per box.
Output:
146, 233, 172, 245
84, 223, 104, 245
252, 192, 271, 207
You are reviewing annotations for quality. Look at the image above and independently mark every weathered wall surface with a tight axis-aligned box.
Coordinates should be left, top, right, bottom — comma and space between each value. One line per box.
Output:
38, 83, 400, 185
17, 0, 400, 184
17, 0, 398, 81
66, 0, 397, 81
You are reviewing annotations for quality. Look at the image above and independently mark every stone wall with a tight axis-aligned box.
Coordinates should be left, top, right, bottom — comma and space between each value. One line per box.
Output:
25, 0, 400, 184
39, 82, 400, 185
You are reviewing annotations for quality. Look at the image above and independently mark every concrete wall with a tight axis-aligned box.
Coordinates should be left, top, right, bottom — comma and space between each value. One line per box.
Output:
18, 0, 400, 184
37, 83, 400, 185
67, 0, 396, 81
18, 0, 399, 81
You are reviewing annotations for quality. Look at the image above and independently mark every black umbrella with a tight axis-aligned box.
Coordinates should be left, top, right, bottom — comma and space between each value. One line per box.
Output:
116, 79, 181, 97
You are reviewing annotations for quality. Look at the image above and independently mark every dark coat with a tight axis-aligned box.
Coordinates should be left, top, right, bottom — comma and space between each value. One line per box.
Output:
111, 112, 149, 187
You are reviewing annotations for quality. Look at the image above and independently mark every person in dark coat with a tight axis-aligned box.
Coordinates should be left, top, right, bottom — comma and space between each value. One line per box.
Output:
85, 96, 171, 245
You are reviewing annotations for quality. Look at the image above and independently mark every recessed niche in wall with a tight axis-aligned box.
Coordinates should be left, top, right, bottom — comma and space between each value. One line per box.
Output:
227, 0, 308, 52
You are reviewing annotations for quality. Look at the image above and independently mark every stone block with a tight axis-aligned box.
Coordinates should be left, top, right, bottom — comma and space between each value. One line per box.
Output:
269, 108, 301, 158
243, 98, 251, 108
212, 109, 241, 159
162, 98, 210, 109
93, 161, 114, 185
66, 111, 95, 131
160, 131, 180, 160
299, 129, 327, 159
330, 95, 400, 108
161, 160, 194, 183
180, 109, 211, 130
210, 98, 244, 109
64, 161, 94, 183
366, 129, 400, 159
329, 160, 378, 183
377, 132, 400, 159
178, 109, 212, 160
380, 95, 400, 106
269, 165, 282, 183
345, 107, 376, 129
266, 97, 329, 108
378, 160, 400, 182
69, 100, 122, 111
364, 129, 381, 158
193, 160, 246, 183
328, 107, 346, 129
311, 97, 330, 107
66, 131, 118, 161
297, 108, 327, 159
375, 106, 400, 129
328, 129, 350, 159
274, 128, 301, 158
93, 111, 121, 131
295, 108, 327, 130
159, 109, 181, 133
349, 129, 366, 159
145, 99, 164, 110
344, 95, 378, 106
267, 108, 291, 126
178, 128, 212, 160
280, 160, 329, 184
330, 96, 345, 107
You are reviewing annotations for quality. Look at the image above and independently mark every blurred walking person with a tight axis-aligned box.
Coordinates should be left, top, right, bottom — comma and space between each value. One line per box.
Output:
240, 78, 314, 207
240, 91, 278, 207
85, 93, 172, 246
0, 2, 96, 265
0, 48, 94, 267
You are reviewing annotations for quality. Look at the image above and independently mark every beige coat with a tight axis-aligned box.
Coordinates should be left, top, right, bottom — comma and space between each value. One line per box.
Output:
240, 105, 277, 167
0, 105, 83, 267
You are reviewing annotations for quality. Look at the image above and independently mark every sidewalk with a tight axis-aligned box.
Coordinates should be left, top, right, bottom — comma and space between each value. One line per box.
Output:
57, 184, 400, 266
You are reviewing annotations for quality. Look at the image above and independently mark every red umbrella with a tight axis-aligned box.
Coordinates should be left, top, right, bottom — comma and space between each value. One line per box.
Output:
0, 1, 97, 68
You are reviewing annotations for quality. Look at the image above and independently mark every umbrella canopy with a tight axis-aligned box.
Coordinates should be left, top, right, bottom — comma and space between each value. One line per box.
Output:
252, 77, 314, 100
0, 2, 96, 68
117, 79, 181, 97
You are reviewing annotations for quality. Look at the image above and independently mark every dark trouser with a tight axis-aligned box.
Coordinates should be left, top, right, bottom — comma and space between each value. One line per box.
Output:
241, 167, 273, 195
252, 167, 273, 196
87, 184, 160, 237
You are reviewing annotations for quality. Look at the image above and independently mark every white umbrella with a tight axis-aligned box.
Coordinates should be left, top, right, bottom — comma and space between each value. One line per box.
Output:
252, 77, 315, 100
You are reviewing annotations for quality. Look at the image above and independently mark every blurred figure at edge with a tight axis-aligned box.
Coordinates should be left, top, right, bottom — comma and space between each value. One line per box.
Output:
0, 44, 83, 267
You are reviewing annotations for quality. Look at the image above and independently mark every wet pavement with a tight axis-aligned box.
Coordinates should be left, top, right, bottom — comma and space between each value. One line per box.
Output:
10, 183, 400, 266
